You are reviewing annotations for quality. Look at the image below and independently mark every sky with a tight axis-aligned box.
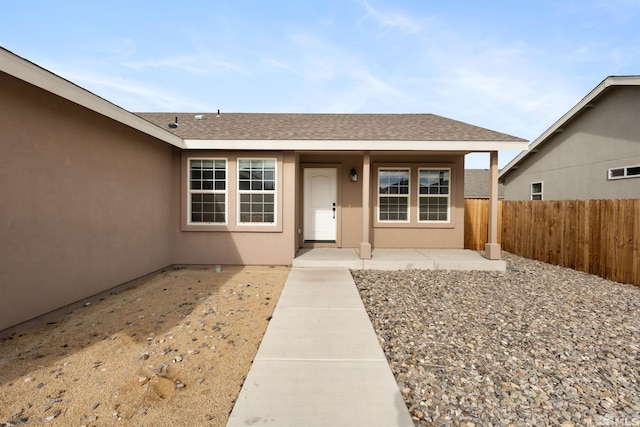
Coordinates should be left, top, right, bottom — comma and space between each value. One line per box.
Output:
2, 0, 640, 169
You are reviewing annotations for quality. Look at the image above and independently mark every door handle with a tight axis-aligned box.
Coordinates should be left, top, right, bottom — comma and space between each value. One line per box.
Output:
332, 202, 336, 219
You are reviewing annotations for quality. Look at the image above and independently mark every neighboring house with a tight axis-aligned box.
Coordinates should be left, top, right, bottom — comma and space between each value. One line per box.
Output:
464, 169, 505, 199
500, 76, 640, 200
0, 46, 527, 330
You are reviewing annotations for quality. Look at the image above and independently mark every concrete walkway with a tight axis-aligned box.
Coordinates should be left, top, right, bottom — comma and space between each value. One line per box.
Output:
226, 267, 414, 427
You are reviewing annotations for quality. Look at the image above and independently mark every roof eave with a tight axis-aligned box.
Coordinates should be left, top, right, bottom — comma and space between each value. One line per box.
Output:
1, 47, 185, 149
183, 139, 529, 151
499, 75, 640, 180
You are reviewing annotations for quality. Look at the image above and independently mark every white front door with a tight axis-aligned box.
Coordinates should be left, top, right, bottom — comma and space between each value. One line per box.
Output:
304, 168, 337, 241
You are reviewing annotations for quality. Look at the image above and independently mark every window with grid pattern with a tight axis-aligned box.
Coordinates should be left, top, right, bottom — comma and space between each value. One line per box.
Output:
378, 169, 410, 222
238, 159, 276, 224
418, 169, 450, 222
189, 159, 226, 223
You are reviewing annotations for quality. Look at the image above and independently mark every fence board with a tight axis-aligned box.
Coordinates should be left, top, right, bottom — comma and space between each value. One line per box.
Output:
465, 198, 639, 286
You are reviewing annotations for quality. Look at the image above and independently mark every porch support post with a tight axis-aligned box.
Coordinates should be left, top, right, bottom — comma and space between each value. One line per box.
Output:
484, 150, 501, 259
359, 151, 372, 259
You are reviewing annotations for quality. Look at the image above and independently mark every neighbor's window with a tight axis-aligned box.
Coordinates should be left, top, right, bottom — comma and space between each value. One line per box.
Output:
608, 165, 640, 180
418, 169, 450, 222
238, 159, 276, 224
189, 159, 227, 224
530, 181, 543, 200
378, 169, 410, 222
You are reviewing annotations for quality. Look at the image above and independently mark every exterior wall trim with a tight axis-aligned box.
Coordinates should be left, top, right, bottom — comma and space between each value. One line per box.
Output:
500, 75, 640, 181
184, 139, 528, 152
0, 47, 185, 149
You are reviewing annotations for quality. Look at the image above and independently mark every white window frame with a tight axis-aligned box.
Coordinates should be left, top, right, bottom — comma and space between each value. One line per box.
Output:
188, 158, 227, 225
608, 165, 640, 180
530, 181, 543, 200
417, 168, 451, 223
377, 168, 411, 223
237, 158, 277, 226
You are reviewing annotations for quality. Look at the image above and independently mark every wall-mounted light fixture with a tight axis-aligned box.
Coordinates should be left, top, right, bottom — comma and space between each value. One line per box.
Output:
350, 167, 358, 182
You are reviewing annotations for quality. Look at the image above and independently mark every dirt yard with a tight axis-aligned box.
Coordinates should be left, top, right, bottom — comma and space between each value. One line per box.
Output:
0, 265, 290, 427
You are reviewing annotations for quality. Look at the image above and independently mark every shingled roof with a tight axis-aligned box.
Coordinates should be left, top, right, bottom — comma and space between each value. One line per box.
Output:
135, 112, 525, 142
464, 169, 505, 199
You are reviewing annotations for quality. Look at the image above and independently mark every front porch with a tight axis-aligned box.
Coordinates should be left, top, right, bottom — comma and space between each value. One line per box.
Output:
293, 248, 506, 271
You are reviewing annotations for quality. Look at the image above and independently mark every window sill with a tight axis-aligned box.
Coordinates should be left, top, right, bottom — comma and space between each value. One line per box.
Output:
373, 222, 454, 229
182, 223, 283, 233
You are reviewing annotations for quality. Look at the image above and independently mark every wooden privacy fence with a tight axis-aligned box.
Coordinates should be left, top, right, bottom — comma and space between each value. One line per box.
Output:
464, 199, 640, 286
464, 199, 502, 251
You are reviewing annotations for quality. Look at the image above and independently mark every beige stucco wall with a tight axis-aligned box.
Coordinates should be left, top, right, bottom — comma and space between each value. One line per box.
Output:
299, 152, 465, 249
370, 154, 465, 248
503, 87, 640, 200
173, 151, 298, 265
0, 72, 179, 330
1, 70, 469, 331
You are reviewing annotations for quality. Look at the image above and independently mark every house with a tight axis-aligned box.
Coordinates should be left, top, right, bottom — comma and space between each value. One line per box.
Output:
464, 169, 505, 199
500, 76, 640, 200
0, 46, 527, 330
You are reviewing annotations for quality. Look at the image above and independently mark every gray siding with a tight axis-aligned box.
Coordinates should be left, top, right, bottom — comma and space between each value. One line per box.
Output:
503, 87, 640, 200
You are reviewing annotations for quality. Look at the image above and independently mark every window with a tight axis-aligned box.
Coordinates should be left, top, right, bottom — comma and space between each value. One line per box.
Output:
189, 159, 226, 223
531, 181, 543, 200
608, 165, 640, 180
378, 169, 410, 222
418, 169, 450, 222
238, 159, 276, 224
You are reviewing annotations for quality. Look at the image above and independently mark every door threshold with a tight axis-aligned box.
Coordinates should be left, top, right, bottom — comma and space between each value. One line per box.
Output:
302, 241, 338, 249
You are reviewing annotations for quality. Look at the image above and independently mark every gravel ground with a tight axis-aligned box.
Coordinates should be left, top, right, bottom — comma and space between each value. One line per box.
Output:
352, 252, 640, 427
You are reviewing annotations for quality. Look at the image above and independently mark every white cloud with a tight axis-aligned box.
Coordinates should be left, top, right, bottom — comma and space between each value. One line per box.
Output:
286, 31, 403, 111
355, 0, 422, 35
121, 56, 207, 73
120, 54, 249, 75
262, 59, 298, 74
47, 64, 212, 111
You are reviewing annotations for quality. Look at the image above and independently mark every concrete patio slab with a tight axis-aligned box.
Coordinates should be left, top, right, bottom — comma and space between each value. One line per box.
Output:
364, 248, 435, 270
293, 248, 507, 271
417, 249, 507, 271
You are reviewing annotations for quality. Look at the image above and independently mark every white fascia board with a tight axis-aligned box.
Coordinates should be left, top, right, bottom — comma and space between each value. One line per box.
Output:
499, 75, 640, 180
184, 139, 529, 151
1, 48, 185, 149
